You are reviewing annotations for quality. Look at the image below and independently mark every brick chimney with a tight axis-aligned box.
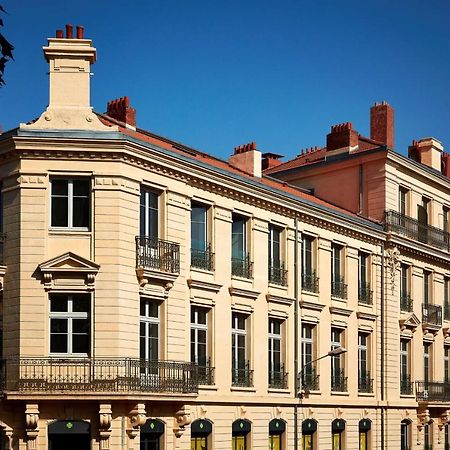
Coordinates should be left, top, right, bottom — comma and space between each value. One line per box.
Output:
408, 138, 443, 172
106, 96, 136, 130
370, 101, 394, 148
326, 122, 358, 153
229, 142, 262, 178
21, 25, 116, 132
442, 152, 450, 178
262, 152, 283, 171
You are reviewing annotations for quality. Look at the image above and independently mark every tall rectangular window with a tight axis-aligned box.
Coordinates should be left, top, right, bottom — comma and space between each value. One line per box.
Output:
301, 324, 317, 391
191, 203, 213, 271
140, 188, 159, 237
358, 333, 372, 393
399, 187, 408, 216
50, 294, 90, 355
331, 244, 346, 299
400, 338, 411, 394
268, 318, 285, 388
445, 278, 450, 321
331, 328, 346, 391
424, 342, 431, 384
445, 346, 450, 382
191, 306, 212, 384
358, 252, 371, 304
443, 206, 449, 233
423, 270, 431, 305
400, 264, 412, 312
51, 179, 90, 229
140, 300, 159, 366
302, 235, 318, 293
232, 313, 251, 386
268, 225, 286, 286
232, 215, 251, 278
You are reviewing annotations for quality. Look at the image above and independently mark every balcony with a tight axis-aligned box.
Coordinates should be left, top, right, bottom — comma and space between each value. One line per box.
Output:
400, 292, 413, 312
358, 283, 373, 305
268, 364, 288, 389
385, 210, 450, 251
422, 303, 442, 328
445, 302, 450, 321
302, 272, 319, 293
268, 262, 288, 286
231, 254, 253, 279
400, 375, 413, 395
300, 368, 320, 392
331, 369, 348, 392
415, 380, 450, 402
0, 357, 198, 394
358, 373, 373, 393
136, 236, 180, 274
232, 361, 253, 387
191, 244, 214, 271
331, 276, 348, 299
197, 359, 215, 385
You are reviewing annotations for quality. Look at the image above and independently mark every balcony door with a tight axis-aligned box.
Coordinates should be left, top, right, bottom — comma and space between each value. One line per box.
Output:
418, 198, 429, 243
140, 300, 159, 378
140, 189, 159, 238
48, 420, 90, 450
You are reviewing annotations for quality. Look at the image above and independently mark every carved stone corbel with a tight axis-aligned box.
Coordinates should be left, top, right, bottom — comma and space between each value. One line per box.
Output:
438, 410, 450, 444
0, 421, 13, 450
417, 410, 432, 445
25, 404, 39, 450
99, 404, 112, 450
385, 246, 400, 294
173, 406, 191, 438
127, 403, 147, 442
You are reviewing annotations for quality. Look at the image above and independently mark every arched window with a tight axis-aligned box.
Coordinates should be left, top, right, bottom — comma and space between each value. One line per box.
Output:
232, 419, 251, 450
401, 419, 411, 450
141, 419, 165, 450
269, 419, 286, 450
191, 419, 212, 450
48, 420, 90, 450
331, 419, 345, 450
302, 419, 317, 450
359, 419, 371, 450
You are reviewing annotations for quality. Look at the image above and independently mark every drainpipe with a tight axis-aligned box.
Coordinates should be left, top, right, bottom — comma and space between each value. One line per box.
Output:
294, 218, 300, 450
380, 242, 385, 450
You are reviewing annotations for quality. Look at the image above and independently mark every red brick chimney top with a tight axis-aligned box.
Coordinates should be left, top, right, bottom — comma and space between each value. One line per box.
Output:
370, 101, 394, 149
330, 122, 353, 133
326, 122, 358, 152
234, 141, 257, 155
106, 96, 136, 128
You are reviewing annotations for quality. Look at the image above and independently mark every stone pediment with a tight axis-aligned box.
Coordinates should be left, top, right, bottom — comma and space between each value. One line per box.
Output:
38, 252, 100, 291
399, 312, 421, 332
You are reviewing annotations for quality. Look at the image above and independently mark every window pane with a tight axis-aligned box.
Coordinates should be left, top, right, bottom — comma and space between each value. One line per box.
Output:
73, 318, 89, 334
72, 296, 90, 313
50, 333, 68, 353
51, 197, 68, 227
50, 318, 67, 333
72, 334, 89, 354
72, 180, 89, 197
50, 296, 68, 312
72, 197, 89, 227
52, 180, 68, 196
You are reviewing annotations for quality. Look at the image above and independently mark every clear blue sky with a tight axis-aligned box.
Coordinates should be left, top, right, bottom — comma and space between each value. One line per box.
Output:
1, 0, 450, 161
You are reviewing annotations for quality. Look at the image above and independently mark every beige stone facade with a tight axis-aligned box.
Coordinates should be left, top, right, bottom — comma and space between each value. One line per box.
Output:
0, 26, 449, 450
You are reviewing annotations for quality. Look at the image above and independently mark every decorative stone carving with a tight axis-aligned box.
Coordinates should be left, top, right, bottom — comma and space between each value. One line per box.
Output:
127, 403, 147, 441
417, 410, 432, 445
99, 404, 112, 450
173, 406, 191, 438
385, 246, 400, 293
25, 404, 39, 450
0, 420, 13, 450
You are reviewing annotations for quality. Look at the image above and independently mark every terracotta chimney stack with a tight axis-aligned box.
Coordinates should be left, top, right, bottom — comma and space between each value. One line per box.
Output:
106, 96, 137, 130
370, 101, 394, 148
326, 122, 358, 153
229, 141, 262, 177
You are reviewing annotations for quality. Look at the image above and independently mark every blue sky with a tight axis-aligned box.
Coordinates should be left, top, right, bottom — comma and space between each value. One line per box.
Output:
1, 0, 450, 161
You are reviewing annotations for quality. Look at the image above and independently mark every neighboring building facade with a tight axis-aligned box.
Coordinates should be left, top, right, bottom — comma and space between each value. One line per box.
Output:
0, 25, 446, 450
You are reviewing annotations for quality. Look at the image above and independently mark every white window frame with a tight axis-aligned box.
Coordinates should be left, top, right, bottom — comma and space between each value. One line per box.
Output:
232, 313, 248, 370
268, 318, 283, 375
191, 306, 209, 366
140, 299, 160, 362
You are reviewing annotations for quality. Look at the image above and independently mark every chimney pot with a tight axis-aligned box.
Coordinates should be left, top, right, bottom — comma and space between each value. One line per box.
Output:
76, 25, 84, 39
66, 24, 73, 39
56, 29, 64, 38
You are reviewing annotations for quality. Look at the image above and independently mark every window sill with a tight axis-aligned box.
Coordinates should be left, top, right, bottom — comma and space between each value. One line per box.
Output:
302, 290, 319, 297
231, 386, 256, 393
190, 266, 214, 275
198, 384, 218, 391
400, 394, 416, 399
331, 296, 347, 302
268, 388, 290, 394
358, 392, 375, 397
231, 275, 253, 284
331, 391, 349, 396
268, 282, 288, 290
49, 229, 91, 236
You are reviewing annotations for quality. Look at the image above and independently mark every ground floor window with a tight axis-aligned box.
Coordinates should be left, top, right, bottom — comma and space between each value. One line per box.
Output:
359, 419, 371, 450
191, 419, 212, 450
269, 419, 285, 450
141, 419, 164, 450
332, 419, 345, 450
232, 419, 251, 450
48, 420, 90, 450
302, 419, 317, 450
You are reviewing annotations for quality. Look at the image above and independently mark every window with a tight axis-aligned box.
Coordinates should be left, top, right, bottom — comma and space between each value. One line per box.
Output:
302, 235, 318, 293
141, 419, 164, 450
445, 278, 450, 321
358, 332, 372, 393
232, 419, 251, 450
358, 252, 372, 304
191, 419, 212, 450
268, 318, 285, 388
424, 342, 432, 384
191, 202, 213, 271
140, 300, 159, 375
140, 188, 159, 237
400, 264, 412, 312
301, 324, 318, 391
418, 197, 430, 243
331, 419, 345, 450
331, 244, 346, 299
359, 419, 371, 450
400, 338, 412, 395
444, 206, 449, 233
331, 328, 346, 391
191, 306, 213, 385
49, 294, 90, 355
269, 419, 285, 450
424, 423, 432, 450
302, 419, 317, 450
401, 420, 411, 450
268, 225, 286, 286
445, 423, 449, 450
51, 178, 90, 229
423, 270, 431, 305
399, 187, 408, 216
445, 346, 450, 382
232, 313, 252, 387
232, 214, 252, 278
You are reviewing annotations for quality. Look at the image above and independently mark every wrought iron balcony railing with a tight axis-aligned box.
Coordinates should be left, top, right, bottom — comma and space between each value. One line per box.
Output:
331, 369, 348, 392
302, 272, 319, 293
400, 375, 413, 395
268, 262, 288, 286
358, 373, 373, 393
136, 236, 180, 274
444, 302, 450, 321
231, 254, 253, 279
385, 210, 450, 251
232, 361, 253, 387
191, 244, 215, 271
422, 303, 442, 327
268, 363, 288, 389
197, 359, 215, 385
400, 292, 413, 312
331, 276, 348, 299
0, 357, 198, 394
415, 380, 450, 402
358, 283, 373, 305
300, 368, 320, 392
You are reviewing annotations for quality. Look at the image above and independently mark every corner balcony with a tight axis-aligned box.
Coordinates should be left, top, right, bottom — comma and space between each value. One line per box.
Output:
422, 303, 442, 331
385, 210, 450, 251
0, 357, 198, 396
415, 380, 450, 402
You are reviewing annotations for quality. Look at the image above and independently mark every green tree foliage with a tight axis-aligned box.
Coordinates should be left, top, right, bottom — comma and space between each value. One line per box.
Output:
0, 4, 14, 87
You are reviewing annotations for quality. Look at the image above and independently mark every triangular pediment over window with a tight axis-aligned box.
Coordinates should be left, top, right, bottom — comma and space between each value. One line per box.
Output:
399, 312, 420, 332
38, 252, 100, 291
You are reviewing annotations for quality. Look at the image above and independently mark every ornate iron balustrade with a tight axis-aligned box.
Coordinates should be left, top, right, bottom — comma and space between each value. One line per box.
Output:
331, 276, 348, 299
268, 364, 288, 389
331, 369, 348, 392
444, 303, 450, 321
197, 359, 215, 385
231, 255, 253, 279
300, 368, 320, 392
136, 236, 180, 274
0, 357, 198, 394
302, 272, 319, 293
232, 361, 253, 387
400, 292, 413, 312
385, 210, 450, 251
400, 375, 413, 395
358, 283, 373, 305
415, 381, 450, 402
268, 262, 288, 286
422, 303, 442, 327
358, 374, 373, 393
191, 244, 214, 271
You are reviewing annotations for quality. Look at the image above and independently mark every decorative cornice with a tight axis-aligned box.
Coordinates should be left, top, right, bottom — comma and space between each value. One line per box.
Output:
229, 286, 260, 300
187, 278, 222, 293
266, 293, 295, 306
300, 300, 325, 312
399, 312, 420, 332
356, 311, 378, 321
329, 306, 353, 317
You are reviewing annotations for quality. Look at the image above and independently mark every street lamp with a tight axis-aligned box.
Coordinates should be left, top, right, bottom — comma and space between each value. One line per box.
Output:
297, 347, 347, 398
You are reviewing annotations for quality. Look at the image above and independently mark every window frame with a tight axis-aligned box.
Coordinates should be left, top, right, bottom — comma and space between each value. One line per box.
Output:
140, 187, 160, 238
268, 317, 284, 387
140, 299, 160, 363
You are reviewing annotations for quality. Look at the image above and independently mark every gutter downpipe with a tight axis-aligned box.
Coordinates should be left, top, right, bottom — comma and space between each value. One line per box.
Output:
294, 217, 300, 450
381, 241, 385, 450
